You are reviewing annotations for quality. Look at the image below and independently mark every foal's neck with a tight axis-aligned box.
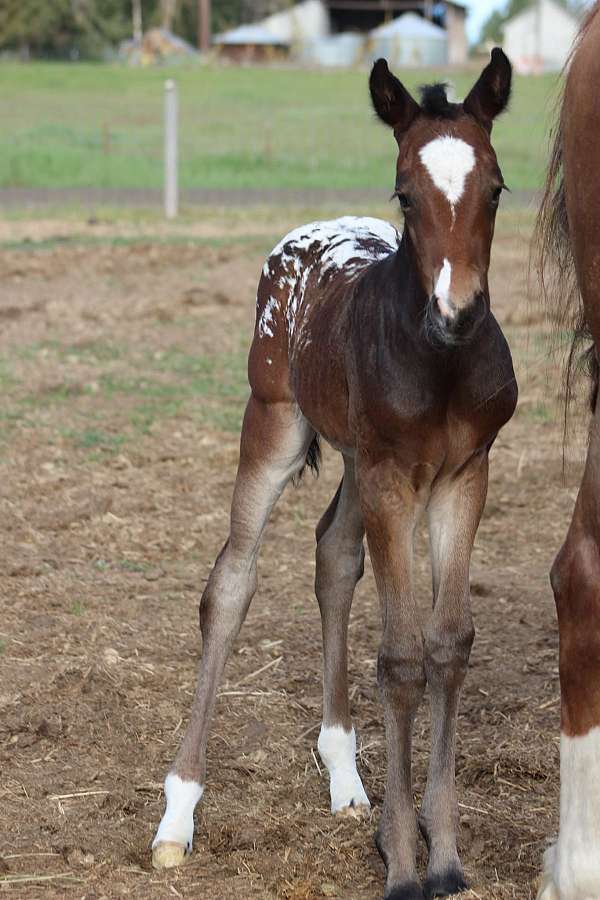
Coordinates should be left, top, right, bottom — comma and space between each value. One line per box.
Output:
396, 230, 427, 303
385, 231, 432, 339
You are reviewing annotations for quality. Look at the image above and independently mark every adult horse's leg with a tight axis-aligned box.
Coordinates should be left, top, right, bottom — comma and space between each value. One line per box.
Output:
152, 394, 314, 869
358, 456, 427, 900
315, 456, 370, 817
538, 405, 600, 900
419, 452, 487, 899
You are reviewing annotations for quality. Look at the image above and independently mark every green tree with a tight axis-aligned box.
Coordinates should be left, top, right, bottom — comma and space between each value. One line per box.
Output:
480, 9, 505, 43
0, 0, 130, 58
0, 0, 297, 58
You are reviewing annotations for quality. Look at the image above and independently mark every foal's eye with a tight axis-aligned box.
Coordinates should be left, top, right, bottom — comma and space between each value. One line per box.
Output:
491, 186, 503, 207
396, 192, 411, 211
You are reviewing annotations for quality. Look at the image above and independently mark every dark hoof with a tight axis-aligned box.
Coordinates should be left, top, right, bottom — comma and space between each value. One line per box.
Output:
424, 869, 469, 899
385, 883, 426, 900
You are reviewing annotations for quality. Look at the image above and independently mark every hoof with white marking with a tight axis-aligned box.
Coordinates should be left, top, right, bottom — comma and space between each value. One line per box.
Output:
536, 845, 560, 900
152, 841, 189, 870
317, 724, 371, 818
538, 730, 600, 899
152, 773, 204, 870
330, 772, 371, 818
334, 798, 371, 819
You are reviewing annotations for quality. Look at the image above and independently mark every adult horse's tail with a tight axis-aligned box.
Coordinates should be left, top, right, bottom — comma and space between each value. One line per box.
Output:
533, 2, 600, 414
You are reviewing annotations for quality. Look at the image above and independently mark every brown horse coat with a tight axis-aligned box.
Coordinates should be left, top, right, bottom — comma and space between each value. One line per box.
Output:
153, 50, 517, 900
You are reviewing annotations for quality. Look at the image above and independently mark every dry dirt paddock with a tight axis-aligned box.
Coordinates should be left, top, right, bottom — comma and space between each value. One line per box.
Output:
0, 206, 586, 899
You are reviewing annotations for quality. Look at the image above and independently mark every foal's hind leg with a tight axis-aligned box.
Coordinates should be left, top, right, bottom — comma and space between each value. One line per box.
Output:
152, 395, 313, 869
419, 451, 487, 899
315, 456, 370, 817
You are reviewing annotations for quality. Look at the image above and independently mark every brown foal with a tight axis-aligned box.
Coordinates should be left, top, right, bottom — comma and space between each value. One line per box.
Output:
153, 50, 517, 900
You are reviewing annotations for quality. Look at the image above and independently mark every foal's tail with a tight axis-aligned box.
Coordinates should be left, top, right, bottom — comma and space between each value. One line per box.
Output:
533, 4, 600, 416
294, 434, 321, 485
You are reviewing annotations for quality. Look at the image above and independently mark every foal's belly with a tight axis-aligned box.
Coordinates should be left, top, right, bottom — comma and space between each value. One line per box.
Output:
291, 319, 356, 451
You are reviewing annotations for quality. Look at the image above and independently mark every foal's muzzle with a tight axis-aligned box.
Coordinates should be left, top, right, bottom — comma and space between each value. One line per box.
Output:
426, 292, 488, 347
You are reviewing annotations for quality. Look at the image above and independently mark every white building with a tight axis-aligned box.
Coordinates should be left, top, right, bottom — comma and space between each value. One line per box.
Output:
503, 0, 579, 74
369, 13, 448, 68
261, 0, 329, 44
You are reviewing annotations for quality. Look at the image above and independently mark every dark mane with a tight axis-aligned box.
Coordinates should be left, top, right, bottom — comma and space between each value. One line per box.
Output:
419, 83, 461, 119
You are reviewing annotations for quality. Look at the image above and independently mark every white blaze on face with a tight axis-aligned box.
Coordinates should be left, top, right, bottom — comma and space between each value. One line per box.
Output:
419, 135, 476, 221
434, 258, 453, 317
538, 728, 600, 899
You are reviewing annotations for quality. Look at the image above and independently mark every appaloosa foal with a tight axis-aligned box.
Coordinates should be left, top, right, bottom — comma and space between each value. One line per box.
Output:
153, 50, 517, 899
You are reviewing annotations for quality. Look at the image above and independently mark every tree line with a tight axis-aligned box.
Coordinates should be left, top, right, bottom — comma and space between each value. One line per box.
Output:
0, 0, 292, 59
0, 0, 587, 61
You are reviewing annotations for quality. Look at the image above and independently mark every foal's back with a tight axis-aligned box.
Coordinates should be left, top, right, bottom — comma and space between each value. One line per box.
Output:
249, 216, 398, 402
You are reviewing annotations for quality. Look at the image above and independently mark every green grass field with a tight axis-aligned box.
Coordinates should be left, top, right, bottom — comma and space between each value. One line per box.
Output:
0, 61, 561, 194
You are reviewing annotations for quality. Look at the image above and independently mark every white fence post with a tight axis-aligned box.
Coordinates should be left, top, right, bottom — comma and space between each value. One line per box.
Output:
164, 79, 178, 219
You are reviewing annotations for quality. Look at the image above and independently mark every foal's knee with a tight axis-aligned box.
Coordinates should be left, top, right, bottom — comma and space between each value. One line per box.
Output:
424, 618, 474, 691
377, 637, 426, 707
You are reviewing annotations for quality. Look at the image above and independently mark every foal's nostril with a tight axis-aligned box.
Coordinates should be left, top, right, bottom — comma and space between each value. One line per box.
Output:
432, 295, 456, 327
433, 293, 456, 322
429, 296, 456, 334
426, 293, 487, 345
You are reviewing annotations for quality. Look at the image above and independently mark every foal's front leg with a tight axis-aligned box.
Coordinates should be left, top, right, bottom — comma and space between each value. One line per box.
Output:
359, 458, 427, 900
419, 451, 488, 899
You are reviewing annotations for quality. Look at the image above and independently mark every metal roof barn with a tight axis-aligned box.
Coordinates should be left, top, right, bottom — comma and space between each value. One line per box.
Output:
368, 12, 447, 67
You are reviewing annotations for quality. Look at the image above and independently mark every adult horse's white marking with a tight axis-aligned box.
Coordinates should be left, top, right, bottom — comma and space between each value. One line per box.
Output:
317, 724, 370, 816
434, 258, 453, 317
537, 728, 600, 900
419, 136, 476, 220
152, 773, 203, 866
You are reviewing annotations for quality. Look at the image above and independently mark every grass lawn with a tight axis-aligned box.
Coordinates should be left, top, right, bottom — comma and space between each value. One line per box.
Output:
0, 61, 561, 194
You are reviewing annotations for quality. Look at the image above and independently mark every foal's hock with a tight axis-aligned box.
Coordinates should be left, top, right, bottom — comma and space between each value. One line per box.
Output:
153, 49, 517, 900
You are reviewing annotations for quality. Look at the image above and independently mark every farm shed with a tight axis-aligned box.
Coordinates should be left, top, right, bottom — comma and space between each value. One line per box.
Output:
215, 0, 329, 59
324, 0, 468, 65
368, 12, 447, 67
213, 23, 289, 62
502, 0, 579, 74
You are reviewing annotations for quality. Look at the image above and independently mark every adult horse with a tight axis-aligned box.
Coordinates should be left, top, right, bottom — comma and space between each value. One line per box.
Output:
536, 5, 600, 900
153, 51, 516, 899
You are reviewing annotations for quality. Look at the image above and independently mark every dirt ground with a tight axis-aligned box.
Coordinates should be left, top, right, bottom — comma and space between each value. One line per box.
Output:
0, 208, 587, 899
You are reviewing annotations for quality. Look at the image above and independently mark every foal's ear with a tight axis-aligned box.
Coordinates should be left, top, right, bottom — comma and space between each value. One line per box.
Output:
369, 58, 420, 134
463, 48, 512, 133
